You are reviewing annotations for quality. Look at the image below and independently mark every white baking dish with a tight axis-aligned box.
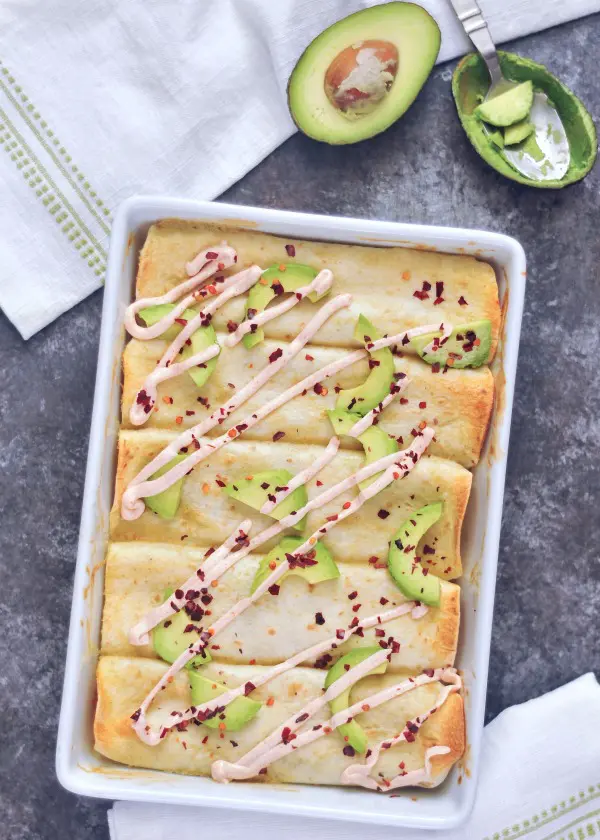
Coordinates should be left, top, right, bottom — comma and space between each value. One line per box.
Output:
56, 196, 526, 830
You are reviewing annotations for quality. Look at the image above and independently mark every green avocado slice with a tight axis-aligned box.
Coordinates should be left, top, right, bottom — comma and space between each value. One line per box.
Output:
504, 118, 534, 145
243, 263, 329, 349
488, 129, 505, 150
475, 81, 533, 127
250, 535, 340, 594
138, 303, 219, 389
152, 588, 212, 670
146, 453, 188, 519
387, 502, 443, 606
335, 315, 395, 416
327, 408, 398, 491
223, 469, 307, 532
325, 647, 388, 753
189, 672, 262, 731
410, 320, 492, 368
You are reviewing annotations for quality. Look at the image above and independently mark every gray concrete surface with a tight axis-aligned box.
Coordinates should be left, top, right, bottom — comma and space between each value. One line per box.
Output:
1, 15, 599, 839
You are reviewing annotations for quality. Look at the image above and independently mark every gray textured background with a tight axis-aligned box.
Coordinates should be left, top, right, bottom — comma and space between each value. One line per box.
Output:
1, 15, 599, 839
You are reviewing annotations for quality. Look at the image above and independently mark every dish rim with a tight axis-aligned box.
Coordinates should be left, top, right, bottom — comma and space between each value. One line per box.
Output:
56, 195, 526, 830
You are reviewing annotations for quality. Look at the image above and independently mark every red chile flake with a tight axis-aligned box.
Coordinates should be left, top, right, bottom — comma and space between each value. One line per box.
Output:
419, 401, 427, 409
458, 295, 468, 306
375, 628, 385, 638
413, 290, 429, 301
423, 544, 435, 555
268, 584, 280, 596
431, 362, 440, 374
313, 382, 325, 395
205, 251, 218, 259
272, 430, 285, 442
343, 745, 356, 757
315, 612, 325, 625
243, 681, 256, 696
226, 320, 238, 333
271, 281, 284, 296
436, 281, 444, 298
130, 709, 141, 721
269, 348, 283, 363
423, 667, 435, 677
348, 591, 358, 600
380, 596, 389, 605
281, 727, 296, 744
285, 244, 296, 257
305, 353, 314, 361
377, 509, 390, 519
335, 629, 345, 640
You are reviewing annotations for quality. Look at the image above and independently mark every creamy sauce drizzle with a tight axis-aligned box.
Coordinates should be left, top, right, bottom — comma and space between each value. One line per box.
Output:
131, 431, 433, 744
260, 435, 340, 515
212, 666, 460, 783
347, 377, 409, 438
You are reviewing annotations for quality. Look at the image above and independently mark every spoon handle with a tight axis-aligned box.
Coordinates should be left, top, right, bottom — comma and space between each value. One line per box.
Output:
448, 0, 503, 87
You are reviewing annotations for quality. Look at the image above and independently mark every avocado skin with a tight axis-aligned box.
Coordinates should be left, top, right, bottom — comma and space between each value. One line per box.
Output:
189, 672, 262, 731
324, 647, 388, 753
453, 51, 597, 187
224, 469, 307, 532
250, 535, 340, 594
146, 453, 188, 519
387, 502, 442, 606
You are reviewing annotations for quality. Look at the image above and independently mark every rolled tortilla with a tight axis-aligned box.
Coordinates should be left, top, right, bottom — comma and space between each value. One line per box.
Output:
122, 337, 494, 468
135, 220, 501, 360
101, 541, 460, 671
95, 655, 465, 787
109, 434, 471, 579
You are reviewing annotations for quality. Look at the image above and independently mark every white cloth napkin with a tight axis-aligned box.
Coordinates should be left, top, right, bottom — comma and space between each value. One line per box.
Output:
1, 0, 598, 339
108, 672, 600, 840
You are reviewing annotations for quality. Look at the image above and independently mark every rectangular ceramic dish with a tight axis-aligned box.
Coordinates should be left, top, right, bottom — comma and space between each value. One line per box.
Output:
56, 196, 526, 830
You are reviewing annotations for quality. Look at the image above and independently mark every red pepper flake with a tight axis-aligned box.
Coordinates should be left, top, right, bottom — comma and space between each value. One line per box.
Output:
419, 401, 427, 409
368, 556, 379, 565
243, 681, 256, 696
226, 320, 238, 333
423, 544, 435, 555
266, 696, 275, 706
343, 745, 356, 757
348, 591, 358, 600
205, 251, 218, 259
326, 514, 339, 522
268, 584, 280, 596
313, 382, 324, 395
422, 281, 432, 291
174, 317, 188, 326
175, 416, 183, 425
458, 295, 468, 306
180, 534, 188, 541
305, 354, 314, 361
315, 611, 325, 625
423, 668, 435, 677
431, 362, 440, 374
377, 509, 390, 519
375, 628, 385, 638
186, 410, 195, 416
413, 290, 429, 301
269, 348, 283, 364
351, 603, 361, 613
271, 281, 284, 296
272, 430, 285, 442
380, 596, 389, 605
316, 480, 323, 487
342, 501, 351, 510
335, 629, 345, 640
435, 281, 444, 298
434, 296, 444, 305
285, 244, 296, 257
202, 735, 209, 744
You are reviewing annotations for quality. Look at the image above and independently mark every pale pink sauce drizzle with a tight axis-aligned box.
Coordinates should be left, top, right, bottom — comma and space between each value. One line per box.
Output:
131, 432, 433, 744
212, 666, 460, 783
347, 377, 409, 438
124, 245, 237, 341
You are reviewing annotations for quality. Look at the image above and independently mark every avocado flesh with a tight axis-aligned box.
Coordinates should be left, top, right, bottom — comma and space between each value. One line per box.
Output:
325, 647, 388, 753
189, 672, 262, 731
243, 263, 328, 349
453, 51, 597, 188
410, 320, 492, 368
336, 315, 395, 415
475, 81, 533, 127
327, 408, 398, 491
287, 3, 440, 145
250, 535, 340, 594
387, 502, 443, 606
146, 454, 188, 519
504, 118, 534, 145
488, 129, 504, 149
223, 469, 307, 532
152, 588, 213, 670
138, 304, 219, 389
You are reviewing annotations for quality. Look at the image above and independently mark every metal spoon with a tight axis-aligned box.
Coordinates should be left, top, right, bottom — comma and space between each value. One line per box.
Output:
449, 0, 570, 181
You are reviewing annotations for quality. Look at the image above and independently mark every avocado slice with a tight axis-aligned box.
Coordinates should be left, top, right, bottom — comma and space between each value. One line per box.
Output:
146, 453, 188, 519
287, 4, 440, 145
327, 408, 398, 491
410, 320, 492, 369
189, 672, 262, 731
243, 263, 328, 349
223, 469, 307, 532
453, 51, 597, 188
475, 81, 533, 127
387, 502, 443, 606
152, 589, 213, 670
250, 535, 340, 594
325, 647, 388, 753
336, 315, 395, 416
504, 118, 534, 146
488, 129, 505, 150
139, 303, 219, 389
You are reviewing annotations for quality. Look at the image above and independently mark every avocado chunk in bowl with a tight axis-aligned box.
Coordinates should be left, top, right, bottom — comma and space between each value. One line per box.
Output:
453, 51, 596, 188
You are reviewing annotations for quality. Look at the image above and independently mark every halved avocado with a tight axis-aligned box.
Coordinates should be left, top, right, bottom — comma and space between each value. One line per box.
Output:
410, 320, 492, 368
250, 535, 340, 594
223, 469, 307, 532
139, 303, 219, 389
243, 263, 329, 349
287, 3, 441, 145
475, 81, 533, 127
327, 408, 398, 491
336, 315, 395, 415
152, 588, 213, 670
146, 453, 188, 519
387, 502, 443, 606
453, 51, 597, 188
325, 647, 388, 753
189, 672, 262, 731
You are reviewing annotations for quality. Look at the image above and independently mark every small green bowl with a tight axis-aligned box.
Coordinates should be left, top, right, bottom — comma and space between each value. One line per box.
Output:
452, 50, 597, 188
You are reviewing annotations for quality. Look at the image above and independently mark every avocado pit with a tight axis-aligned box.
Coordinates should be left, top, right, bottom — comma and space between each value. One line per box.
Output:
324, 40, 398, 118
